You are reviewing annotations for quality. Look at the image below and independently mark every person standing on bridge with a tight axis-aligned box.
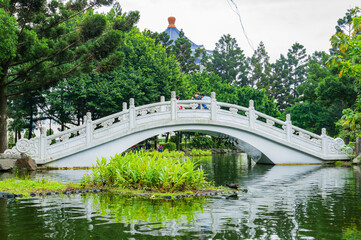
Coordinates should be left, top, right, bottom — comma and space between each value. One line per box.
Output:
194, 92, 202, 109
176, 96, 183, 110
201, 93, 211, 110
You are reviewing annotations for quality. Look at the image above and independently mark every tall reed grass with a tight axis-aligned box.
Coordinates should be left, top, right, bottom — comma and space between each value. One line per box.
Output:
82, 150, 210, 192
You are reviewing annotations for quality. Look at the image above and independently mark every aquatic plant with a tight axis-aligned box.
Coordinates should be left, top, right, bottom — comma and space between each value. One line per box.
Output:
82, 150, 211, 192
190, 149, 212, 156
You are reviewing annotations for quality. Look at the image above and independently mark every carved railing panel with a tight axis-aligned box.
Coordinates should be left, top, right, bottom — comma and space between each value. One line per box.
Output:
4, 137, 40, 157
46, 125, 86, 147
92, 111, 128, 132
134, 102, 170, 119
292, 126, 322, 147
217, 102, 248, 117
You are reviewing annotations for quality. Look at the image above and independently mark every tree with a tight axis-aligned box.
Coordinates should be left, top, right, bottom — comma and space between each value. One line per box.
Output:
207, 34, 248, 84
247, 42, 272, 90
41, 28, 186, 123
0, 0, 139, 152
269, 54, 291, 111
170, 30, 199, 74
269, 43, 308, 110
329, 7, 361, 80
335, 8, 358, 35
142, 30, 173, 54
7, 92, 44, 139
287, 42, 308, 100
284, 102, 341, 136
186, 71, 280, 117
328, 7, 361, 140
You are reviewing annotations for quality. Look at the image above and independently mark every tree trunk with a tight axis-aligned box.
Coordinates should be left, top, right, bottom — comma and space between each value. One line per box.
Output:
165, 132, 169, 143
177, 132, 182, 150
0, 86, 8, 152
153, 135, 158, 150
28, 106, 33, 139
185, 134, 187, 149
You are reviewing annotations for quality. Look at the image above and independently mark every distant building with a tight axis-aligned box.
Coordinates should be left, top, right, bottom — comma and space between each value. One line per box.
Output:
164, 16, 212, 61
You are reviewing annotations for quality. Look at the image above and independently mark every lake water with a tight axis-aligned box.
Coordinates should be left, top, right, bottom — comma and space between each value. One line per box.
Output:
1, 153, 361, 239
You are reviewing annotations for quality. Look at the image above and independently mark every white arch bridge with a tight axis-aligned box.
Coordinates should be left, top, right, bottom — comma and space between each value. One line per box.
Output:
5, 92, 352, 167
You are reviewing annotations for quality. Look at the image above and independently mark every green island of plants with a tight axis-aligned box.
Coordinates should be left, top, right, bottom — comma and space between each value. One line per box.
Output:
0, 178, 81, 197
82, 150, 215, 193
0, 151, 231, 198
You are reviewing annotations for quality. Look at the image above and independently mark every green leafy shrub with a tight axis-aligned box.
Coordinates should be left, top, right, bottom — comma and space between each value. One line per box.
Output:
190, 149, 212, 156
82, 150, 210, 192
161, 142, 176, 151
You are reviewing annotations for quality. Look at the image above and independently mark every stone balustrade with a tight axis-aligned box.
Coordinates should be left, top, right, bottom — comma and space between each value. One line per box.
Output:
4, 91, 352, 165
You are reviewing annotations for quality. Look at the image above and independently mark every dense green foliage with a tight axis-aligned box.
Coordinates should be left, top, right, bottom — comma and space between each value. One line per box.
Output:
190, 133, 234, 150
82, 151, 210, 192
0, 0, 140, 151
161, 142, 177, 151
328, 7, 361, 140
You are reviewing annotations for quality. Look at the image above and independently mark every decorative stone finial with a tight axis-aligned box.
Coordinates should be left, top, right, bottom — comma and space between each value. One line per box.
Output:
160, 96, 165, 102
130, 98, 135, 107
168, 16, 176, 28
249, 100, 254, 108
322, 128, 327, 136
286, 114, 291, 122
171, 91, 176, 99
40, 127, 46, 135
211, 92, 216, 100
122, 102, 127, 110
86, 112, 92, 121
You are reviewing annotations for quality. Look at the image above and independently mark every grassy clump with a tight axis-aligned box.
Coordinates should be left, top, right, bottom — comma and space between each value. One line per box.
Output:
0, 178, 80, 197
190, 149, 212, 156
82, 150, 212, 192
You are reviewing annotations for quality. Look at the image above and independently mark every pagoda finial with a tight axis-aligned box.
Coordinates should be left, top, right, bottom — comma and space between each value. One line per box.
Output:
168, 16, 176, 28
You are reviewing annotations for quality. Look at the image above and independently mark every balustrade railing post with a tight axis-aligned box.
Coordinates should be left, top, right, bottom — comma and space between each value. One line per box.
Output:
285, 114, 292, 142
248, 100, 255, 129
211, 92, 217, 120
160, 96, 166, 112
321, 128, 328, 156
129, 98, 136, 129
85, 112, 93, 144
122, 102, 127, 121
171, 91, 177, 120
39, 127, 47, 162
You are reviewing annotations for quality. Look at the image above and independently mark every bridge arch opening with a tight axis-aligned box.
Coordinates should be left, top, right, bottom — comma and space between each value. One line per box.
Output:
46, 123, 311, 168
122, 128, 270, 164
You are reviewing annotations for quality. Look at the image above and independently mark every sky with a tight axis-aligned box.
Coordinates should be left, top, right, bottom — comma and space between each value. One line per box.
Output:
102, 0, 359, 61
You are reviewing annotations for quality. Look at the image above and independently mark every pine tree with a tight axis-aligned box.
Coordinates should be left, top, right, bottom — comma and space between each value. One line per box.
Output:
170, 30, 199, 74
248, 42, 272, 91
207, 34, 248, 84
0, 1, 139, 151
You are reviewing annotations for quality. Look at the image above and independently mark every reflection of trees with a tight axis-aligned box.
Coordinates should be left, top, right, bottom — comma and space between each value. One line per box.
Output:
198, 154, 271, 186
0, 199, 8, 240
